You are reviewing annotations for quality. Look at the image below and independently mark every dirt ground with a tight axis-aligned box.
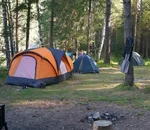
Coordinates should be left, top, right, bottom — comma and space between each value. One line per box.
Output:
3, 101, 150, 130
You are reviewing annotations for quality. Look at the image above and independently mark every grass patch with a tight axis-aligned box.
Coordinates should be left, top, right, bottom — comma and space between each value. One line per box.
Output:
0, 67, 8, 78
115, 84, 138, 91
142, 86, 150, 94
0, 57, 5, 66
144, 58, 150, 66
0, 67, 8, 86
1, 65, 150, 109
97, 60, 118, 67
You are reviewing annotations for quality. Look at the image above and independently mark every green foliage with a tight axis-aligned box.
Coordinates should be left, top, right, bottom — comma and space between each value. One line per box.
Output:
40, 0, 106, 49
0, 57, 5, 66
79, 43, 86, 51
97, 55, 122, 67
1, 0, 150, 59
97, 60, 116, 67
144, 58, 150, 66
13, 3, 28, 12
111, 26, 124, 56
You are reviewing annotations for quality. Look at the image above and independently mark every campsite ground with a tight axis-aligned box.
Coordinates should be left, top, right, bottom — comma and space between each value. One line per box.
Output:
1, 66, 150, 130
4, 100, 150, 130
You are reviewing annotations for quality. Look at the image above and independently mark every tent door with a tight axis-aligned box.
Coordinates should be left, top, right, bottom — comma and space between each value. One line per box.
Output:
13, 56, 36, 79
60, 61, 67, 74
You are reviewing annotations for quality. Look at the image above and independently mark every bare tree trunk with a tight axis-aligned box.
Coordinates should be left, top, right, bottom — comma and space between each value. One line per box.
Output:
49, 0, 54, 48
36, 0, 43, 46
123, 0, 134, 86
146, 37, 148, 58
92, 41, 96, 58
104, 0, 112, 64
74, 39, 78, 60
136, 0, 143, 53
143, 38, 146, 58
97, 19, 106, 61
139, 33, 143, 55
26, 0, 31, 49
7, 0, 14, 57
133, 0, 138, 51
95, 29, 100, 61
15, 0, 19, 52
148, 36, 150, 57
2, 0, 10, 68
86, 0, 92, 55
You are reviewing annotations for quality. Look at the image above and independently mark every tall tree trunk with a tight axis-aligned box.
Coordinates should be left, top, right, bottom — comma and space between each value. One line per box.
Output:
123, 0, 134, 86
49, 0, 54, 48
74, 39, 78, 60
148, 36, 150, 57
104, 0, 112, 64
95, 29, 100, 61
15, 0, 19, 52
86, 0, 92, 55
139, 33, 143, 55
136, 0, 143, 53
26, 0, 31, 49
8, 0, 14, 57
92, 41, 96, 58
143, 38, 146, 58
2, 0, 10, 68
97, 19, 106, 61
146, 37, 148, 58
133, 0, 138, 51
36, 0, 44, 46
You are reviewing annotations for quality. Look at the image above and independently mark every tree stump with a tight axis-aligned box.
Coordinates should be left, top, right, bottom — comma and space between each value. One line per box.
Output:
93, 120, 113, 130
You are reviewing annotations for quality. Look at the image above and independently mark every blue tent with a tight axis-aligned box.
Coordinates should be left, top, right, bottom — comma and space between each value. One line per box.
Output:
73, 54, 99, 73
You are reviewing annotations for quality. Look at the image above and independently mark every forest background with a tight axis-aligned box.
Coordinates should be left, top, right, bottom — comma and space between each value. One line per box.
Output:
0, 0, 149, 67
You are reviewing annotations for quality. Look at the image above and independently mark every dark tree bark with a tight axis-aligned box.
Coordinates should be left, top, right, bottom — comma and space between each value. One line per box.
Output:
2, 0, 11, 68
26, 0, 31, 49
74, 39, 78, 60
49, 0, 54, 48
136, 0, 143, 53
36, 0, 44, 46
123, 0, 134, 86
104, 0, 112, 64
86, 0, 92, 55
142, 38, 146, 58
7, 0, 14, 57
15, 0, 19, 52
146, 37, 148, 58
133, 0, 138, 51
97, 19, 105, 61
95, 29, 100, 61
139, 33, 143, 55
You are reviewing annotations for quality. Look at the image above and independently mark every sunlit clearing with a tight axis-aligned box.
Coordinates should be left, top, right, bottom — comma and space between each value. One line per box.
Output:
13, 100, 64, 108
103, 71, 122, 74
145, 60, 150, 66
76, 83, 120, 90
111, 61, 118, 65
100, 67, 120, 70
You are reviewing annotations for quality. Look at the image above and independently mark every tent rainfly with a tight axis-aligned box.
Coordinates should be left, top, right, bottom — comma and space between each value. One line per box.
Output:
5, 47, 73, 88
132, 51, 144, 66
73, 54, 99, 73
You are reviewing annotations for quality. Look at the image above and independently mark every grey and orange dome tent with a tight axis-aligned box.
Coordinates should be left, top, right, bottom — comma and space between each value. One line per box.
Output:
5, 47, 73, 88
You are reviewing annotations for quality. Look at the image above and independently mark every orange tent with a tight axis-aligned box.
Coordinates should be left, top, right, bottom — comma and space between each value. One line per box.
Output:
6, 47, 73, 88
